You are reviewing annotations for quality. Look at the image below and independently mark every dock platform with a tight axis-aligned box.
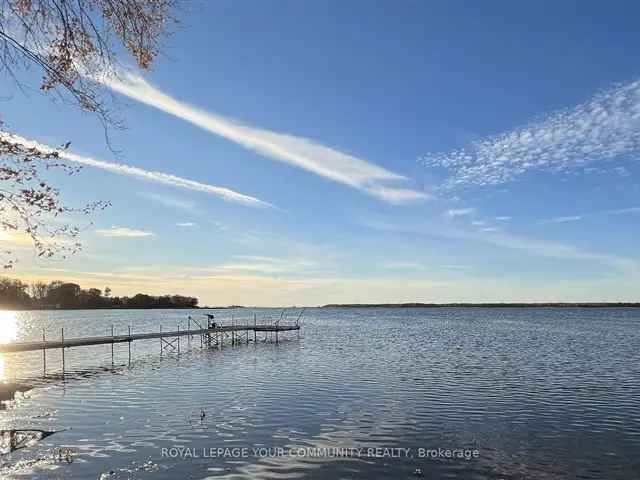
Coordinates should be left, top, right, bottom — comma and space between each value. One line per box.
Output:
0, 324, 300, 354
0, 312, 303, 375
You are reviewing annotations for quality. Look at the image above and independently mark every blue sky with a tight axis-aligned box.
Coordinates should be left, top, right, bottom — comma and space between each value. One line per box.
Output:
2, 1, 639, 305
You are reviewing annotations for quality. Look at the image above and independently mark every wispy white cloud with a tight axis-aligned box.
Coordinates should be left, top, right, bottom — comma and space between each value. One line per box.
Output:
609, 206, 640, 215
0, 131, 272, 209
383, 261, 472, 272
362, 218, 639, 274
140, 191, 199, 212
447, 207, 476, 218
383, 261, 427, 271
204, 255, 319, 276
613, 166, 631, 177
210, 221, 228, 231
539, 206, 640, 224
176, 222, 197, 227
102, 71, 429, 205
540, 215, 584, 224
474, 230, 639, 273
495, 216, 511, 221
96, 226, 154, 237
421, 79, 640, 188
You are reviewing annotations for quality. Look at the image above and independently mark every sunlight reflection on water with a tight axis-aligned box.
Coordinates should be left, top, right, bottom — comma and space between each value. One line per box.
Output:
0, 311, 18, 344
0, 311, 18, 382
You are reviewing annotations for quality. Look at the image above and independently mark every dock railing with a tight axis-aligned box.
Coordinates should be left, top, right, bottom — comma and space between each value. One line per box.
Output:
0, 309, 303, 376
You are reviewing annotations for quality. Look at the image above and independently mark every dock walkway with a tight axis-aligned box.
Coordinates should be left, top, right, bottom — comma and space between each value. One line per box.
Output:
0, 312, 302, 375
0, 324, 300, 354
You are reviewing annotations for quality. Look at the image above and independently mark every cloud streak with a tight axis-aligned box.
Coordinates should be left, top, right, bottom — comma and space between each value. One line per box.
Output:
96, 226, 154, 237
539, 206, 640, 224
102, 71, 428, 205
541, 215, 584, 224
447, 207, 476, 218
362, 218, 639, 274
422, 79, 640, 188
0, 131, 272, 208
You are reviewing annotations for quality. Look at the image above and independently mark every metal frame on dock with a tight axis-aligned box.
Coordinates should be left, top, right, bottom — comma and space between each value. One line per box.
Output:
0, 311, 303, 376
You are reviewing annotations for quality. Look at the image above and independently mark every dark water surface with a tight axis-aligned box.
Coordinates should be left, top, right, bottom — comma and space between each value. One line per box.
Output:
0, 307, 639, 479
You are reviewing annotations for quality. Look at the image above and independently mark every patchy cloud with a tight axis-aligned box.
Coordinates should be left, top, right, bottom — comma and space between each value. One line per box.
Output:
421, 79, 640, 188
176, 222, 197, 227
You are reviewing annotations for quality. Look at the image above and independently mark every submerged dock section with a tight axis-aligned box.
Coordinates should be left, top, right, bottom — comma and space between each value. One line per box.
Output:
0, 310, 303, 375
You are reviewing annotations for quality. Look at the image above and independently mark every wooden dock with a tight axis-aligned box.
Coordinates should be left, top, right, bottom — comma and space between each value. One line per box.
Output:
0, 312, 303, 375
0, 324, 299, 354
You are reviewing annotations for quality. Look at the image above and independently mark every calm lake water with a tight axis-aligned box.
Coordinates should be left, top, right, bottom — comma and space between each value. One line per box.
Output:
0, 307, 639, 479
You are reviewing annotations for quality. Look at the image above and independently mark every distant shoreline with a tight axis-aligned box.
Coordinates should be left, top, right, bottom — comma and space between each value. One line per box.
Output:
321, 303, 640, 308
2, 303, 639, 311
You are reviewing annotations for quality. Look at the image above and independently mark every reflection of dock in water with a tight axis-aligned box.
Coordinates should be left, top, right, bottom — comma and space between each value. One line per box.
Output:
0, 429, 58, 455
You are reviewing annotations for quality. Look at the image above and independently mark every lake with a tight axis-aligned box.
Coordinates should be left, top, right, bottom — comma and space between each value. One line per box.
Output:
0, 307, 639, 479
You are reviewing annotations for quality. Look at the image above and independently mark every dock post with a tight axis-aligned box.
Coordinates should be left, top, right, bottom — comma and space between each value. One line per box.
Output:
254, 329, 256, 343
111, 325, 115, 368
276, 330, 279, 344
128, 326, 132, 366
187, 317, 191, 348
42, 329, 46, 376
61, 328, 65, 375
177, 325, 180, 356
160, 325, 163, 357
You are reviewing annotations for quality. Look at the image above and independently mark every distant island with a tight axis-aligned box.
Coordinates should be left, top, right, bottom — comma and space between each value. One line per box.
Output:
0, 277, 198, 310
322, 302, 640, 308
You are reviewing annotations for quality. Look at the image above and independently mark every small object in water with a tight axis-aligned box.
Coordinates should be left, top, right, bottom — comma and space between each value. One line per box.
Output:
414, 467, 423, 476
200, 409, 206, 421
53, 447, 75, 463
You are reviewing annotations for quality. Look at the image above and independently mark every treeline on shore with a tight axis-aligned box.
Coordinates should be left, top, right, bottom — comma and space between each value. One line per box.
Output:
0, 277, 198, 310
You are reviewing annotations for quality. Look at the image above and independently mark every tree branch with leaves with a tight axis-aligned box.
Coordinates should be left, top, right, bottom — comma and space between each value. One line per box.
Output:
0, 0, 179, 268
0, 130, 110, 267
